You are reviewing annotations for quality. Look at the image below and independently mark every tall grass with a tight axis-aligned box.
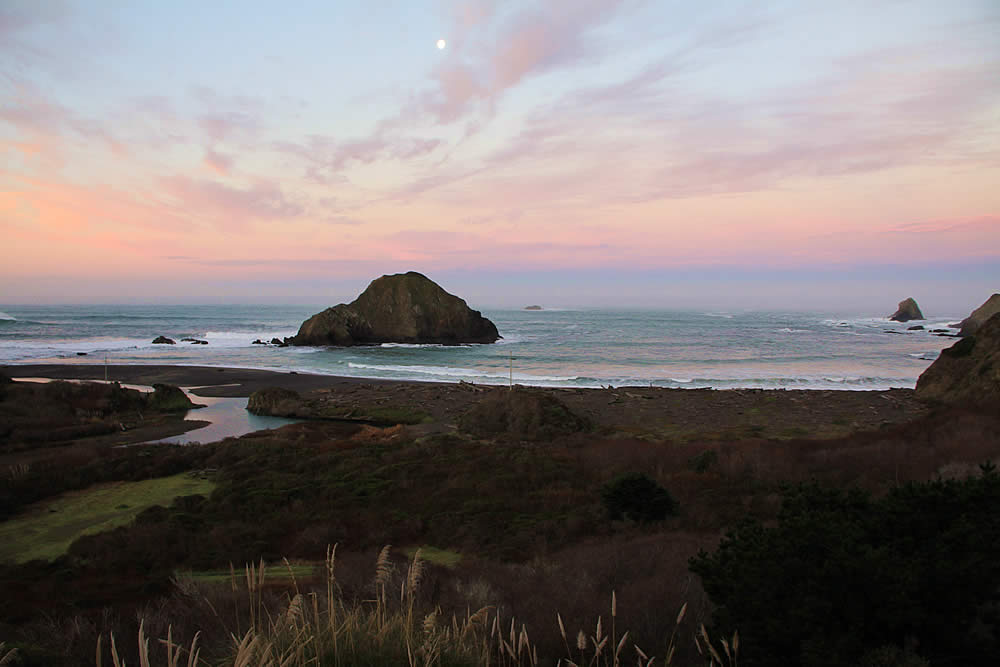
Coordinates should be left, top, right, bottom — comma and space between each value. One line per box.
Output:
96, 545, 737, 666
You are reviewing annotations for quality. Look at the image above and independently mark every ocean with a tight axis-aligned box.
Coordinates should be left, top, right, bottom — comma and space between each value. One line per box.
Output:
0, 304, 962, 391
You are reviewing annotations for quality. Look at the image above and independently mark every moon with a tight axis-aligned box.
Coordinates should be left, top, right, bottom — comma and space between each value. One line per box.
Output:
436, 39, 446, 50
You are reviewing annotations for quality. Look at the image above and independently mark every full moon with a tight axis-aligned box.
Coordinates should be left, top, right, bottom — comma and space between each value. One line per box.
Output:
436, 39, 446, 50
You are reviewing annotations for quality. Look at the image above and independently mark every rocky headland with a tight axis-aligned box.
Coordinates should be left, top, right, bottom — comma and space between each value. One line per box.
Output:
288, 272, 500, 346
958, 293, 1000, 337
916, 312, 1000, 408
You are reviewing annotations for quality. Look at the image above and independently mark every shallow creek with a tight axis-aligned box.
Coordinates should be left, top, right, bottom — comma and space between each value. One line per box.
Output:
17, 378, 300, 444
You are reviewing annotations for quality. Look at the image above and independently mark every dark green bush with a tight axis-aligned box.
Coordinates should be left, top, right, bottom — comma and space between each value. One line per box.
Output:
690, 465, 1000, 666
600, 472, 677, 522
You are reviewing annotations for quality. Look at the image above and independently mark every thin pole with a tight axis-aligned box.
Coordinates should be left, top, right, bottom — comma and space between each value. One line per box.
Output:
105, 355, 108, 382
509, 351, 513, 390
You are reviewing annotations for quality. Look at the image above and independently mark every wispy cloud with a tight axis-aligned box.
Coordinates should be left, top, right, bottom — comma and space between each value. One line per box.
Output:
161, 176, 303, 226
203, 148, 233, 175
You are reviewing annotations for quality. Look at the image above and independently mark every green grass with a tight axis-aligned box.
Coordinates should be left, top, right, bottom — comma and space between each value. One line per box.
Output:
403, 545, 462, 568
0, 473, 215, 564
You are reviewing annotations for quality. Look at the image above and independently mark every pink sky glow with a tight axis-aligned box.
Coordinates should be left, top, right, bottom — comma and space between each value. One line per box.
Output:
2, 0, 999, 310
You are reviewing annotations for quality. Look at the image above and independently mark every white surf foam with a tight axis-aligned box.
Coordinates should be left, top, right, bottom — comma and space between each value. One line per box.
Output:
0, 311, 15, 321
346, 361, 579, 383
202, 330, 298, 347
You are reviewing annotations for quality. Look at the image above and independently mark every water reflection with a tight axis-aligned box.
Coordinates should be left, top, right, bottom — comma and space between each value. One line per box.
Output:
154, 394, 300, 444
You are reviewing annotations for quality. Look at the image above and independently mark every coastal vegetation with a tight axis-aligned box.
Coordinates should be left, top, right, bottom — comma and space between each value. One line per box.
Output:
0, 473, 215, 563
1, 346, 999, 664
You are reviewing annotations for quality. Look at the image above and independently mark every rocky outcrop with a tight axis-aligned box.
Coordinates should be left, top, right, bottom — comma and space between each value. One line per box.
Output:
147, 384, 195, 412
889, 298, 924, 322
289, 272, 500, 346
247, 387, 301, 416
915, 312, 1000, 409
152, 336, 175, 344
457, 387, 590, 441
958, 294, 1000, 337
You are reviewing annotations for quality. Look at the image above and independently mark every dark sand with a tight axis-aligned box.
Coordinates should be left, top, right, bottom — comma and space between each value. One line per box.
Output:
2, 363, 930, 442
2, 363, 380, 397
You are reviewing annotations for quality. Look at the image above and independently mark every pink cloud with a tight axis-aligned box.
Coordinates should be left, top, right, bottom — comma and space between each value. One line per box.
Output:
203, 148, 233, 175
197, 111, 259, 142
272, 133, 443, 182
404, 0, 628, 125
161, 176, 303, 225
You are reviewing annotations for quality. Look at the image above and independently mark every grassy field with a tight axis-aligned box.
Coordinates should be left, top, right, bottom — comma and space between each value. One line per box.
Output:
403, 544, 462, 568
0, 473, 215, 564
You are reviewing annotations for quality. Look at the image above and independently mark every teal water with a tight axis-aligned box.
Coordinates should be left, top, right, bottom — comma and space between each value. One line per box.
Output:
0, 305, 962, 390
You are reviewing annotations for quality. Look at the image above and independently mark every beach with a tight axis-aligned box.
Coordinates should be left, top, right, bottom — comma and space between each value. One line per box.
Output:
2, 362, 931, 444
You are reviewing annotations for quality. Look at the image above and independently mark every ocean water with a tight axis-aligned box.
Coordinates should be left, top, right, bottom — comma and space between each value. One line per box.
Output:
0, 304, 963, 390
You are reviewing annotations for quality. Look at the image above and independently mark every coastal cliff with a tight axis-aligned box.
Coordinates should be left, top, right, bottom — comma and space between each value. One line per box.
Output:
958, 293, 1000, 337
916, 312, 1000, 408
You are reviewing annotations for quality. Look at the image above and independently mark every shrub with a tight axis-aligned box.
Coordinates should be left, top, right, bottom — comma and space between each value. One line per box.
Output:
601, 472, 677, 522
690, 466, 1000, 666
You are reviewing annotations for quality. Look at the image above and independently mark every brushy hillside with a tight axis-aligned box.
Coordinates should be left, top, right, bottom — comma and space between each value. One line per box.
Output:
1, 401, 999, 665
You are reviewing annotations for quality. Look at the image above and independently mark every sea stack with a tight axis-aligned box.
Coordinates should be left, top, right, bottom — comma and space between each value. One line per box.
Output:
288, 272, 500, 346
957, 293, 1000, 337
889, 297, 924, 322
915, 312, 1000, 409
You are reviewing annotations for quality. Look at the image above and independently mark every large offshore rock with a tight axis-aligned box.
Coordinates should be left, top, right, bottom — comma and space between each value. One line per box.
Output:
289, 272, 500, 346
889, 297, 924, 322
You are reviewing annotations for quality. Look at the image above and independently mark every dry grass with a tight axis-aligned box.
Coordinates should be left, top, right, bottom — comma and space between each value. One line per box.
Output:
94, 545, 737, 666
0, 643, 17, 666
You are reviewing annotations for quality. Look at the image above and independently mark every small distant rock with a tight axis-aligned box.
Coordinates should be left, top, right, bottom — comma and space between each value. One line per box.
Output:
270, 338, 287, 347
958, 293, 1000, 337
889, 297, 924, 322
152, 336, 175, 345
76, 352, 88, 356
907, 325, 925, 331
524, 305, 543, 310
916, 312, 1000, 409
252, 339, 266, 345
189, 339, 208, 345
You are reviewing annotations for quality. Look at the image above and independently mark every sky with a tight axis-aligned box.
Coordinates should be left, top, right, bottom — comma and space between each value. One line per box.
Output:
2, 0, 999, 313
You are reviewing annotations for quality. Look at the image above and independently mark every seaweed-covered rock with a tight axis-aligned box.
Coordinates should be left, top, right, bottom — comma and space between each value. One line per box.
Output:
915, 312, 1000, 409
247, 387, 302, 416
458, 387, 590, 441
958, 293, 1000, 337
289, 272, 500, 346
889, 298, 924, 322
